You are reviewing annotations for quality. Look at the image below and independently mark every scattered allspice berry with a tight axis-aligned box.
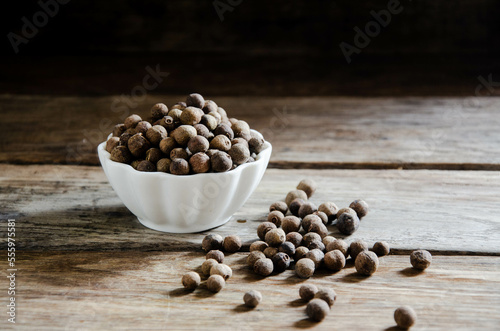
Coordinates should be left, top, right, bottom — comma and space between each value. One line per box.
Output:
324, 250, 346, 271
269, 201, 288, 214
253, 258, 274, 276
267, 210, 284, 227
181, 272, 201, 290
249, 240, 268, 252
305, 249, 325, 268
223, 235, 242, 253
314, 288, 337, 308
271, 252, 291, 273
285, 190, 308, 207
186, 93, 205, 109
337, 212, 360, 235
278, 241, 296, 257
394, 306, 417, 329
349, 199, 369, 218
257, 222, 277, 241
297, 179, 317, 199
336, 207, 357, 220
206, 274, 225, 293
201, 259, 219, 276
247, 251, 266, 267
299, 284, 318, 302
318, 202, 339, 223
295, 246, 310, 260
298, 201, 318, 219
306, 299, 330, 322
265, 228, 286, 247
326, 239, 349, 257
281, 216, 301, 234
263, 247, 279, 259
243, 290, 262, 308
410, 250, 432, 270
286, 232, 303, 248
355, 251, 379, 276
289, 198, 305, 217
210, 263, 233, 280
322, 236, 336, 247
372, 241, 390, 257
170, 158, 190, 175
202, 234, 223, 252
206, 250, 224, 263
350, 239, 368, 261
210, 151, 233, 172
295, 258, 315, 278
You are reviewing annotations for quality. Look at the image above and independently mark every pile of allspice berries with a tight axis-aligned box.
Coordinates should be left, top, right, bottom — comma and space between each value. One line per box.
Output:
105, 93, 266, 174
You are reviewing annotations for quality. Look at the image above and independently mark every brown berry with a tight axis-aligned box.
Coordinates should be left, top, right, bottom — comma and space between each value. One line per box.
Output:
206, 274, 225, 293
299, 284, 318, 301
128, 133, 151, 158
305, 249, 324, 268
394, 306, 417, 328
210, 151, 232, 172
281, 216, 301, 234
350, 239, 368, 260
326, 239, 349, 257
136, 160, 155, 172
200, 114, 218, 131
214, 123, 234, 140
279, 241, 296, 257
349, 199, 369, 218
265, 228, 286, 247
210, 263, 232, 280
286, 232, 303, 247
243, 290, 262, 308
249, 240, 268, 252
223, 235, 242, 253
168, 108, 183, 123
306, 299, 329, 322
146, 125, 167, 146
145, 148, 163, 164
295, 258, 315, 278
202, 234, 223, 252
159, 137, 177, 155
180, 106, 203, 125
322, 236, 336, 247
203, 100, 218, 114
124, 114, 142, 129
324, 250, 346, 271
337, 213, 360, 235
336, 207, 357, 220
228, 143, 250, 165
106, 137, 120, 153
253, 258, 274, 276
318, 202, 339, 222
188, 135, 209, 154
171, 125, 197, 146
289, 198, 305, 217
314, 288, 337, 308
206, 250, 224, 263
267, 210, 284, 227
247, 251, 266, 267
170, 148, 189, 160
355, 251, 379, 276
297, 179, 317, 198
257, 222, 277, 241
150, 103, 169, 120
372, 241, 390, 257
189, 152, 211, 173
209, 135, 231, 152
295, 246, 310, 260
269, 201, 288, 214
181, 272, 201, 290
271, 252, 290, 272
298, 202, 318, 219
285, 190, 308, 206
110, 146, 132, 164
156, 158, 171, 173
186, 93, 205, 109
169, 157, 189, 174
201, 259, 218, 276
135, 121, 152, 135
112, 124, 126, 137
410, 250, 432, 270
263, 246, 279, 258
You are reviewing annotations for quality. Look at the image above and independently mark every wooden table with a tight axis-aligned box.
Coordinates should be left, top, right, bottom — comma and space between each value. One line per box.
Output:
1, 95, 499, 330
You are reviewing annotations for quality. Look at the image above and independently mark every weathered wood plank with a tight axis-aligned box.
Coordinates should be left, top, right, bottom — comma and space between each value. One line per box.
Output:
1, 165, 499, 254
1, 251, 499, 330
0, 95, 499, 168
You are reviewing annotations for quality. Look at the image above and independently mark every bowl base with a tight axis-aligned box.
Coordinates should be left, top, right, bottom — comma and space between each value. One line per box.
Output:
136, 216, 232, 234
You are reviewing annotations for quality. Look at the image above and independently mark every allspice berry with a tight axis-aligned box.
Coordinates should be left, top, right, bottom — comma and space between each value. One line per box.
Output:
201, 114, 218, 131
313, 211, 329, 225
208, 111, 222, 124
136, 160, 155, 172
298, 202, 318, 219
337, 212, 360, 235
247, 251, 266, 267
170, 147, 189, 160
223, 235, 242, 253
243, 290, 262, 308
314, 288, 337, 308
211, 151, 233, 172
307, 239, 325, 251
281, 216, 301, 234
158, 115, 175, 131
297, 179, 317, 198
263, 247, 279, 258
157, 158, 171, 173
271, 252, 290, 272
203, 100, 218, 114
253, 258, 274, 276
248, 135, 265, 154
410, 250, 432, 270
336, 207, 357, 220
295, 258, 315, 278
135, 121, 152, 135
210, 263, 232, 280
194, 123, 211, 140
305, 249, 325, 268
110, 146, 132, 164
306, 299, 329, 322
201, 259, 219, 276
124, 114, 142, 129
257, 222, 277, 241
128, 133, 151, 158
295, 246, 310, 260
267, 210, 284, 227
181, 272, 201, 290
303, 232, 322, 247
202, 234, 223, 252
322, 236, 336, 247
299, 284, 318, 301
106, 137, 120, 153
145, 148, 163, 164
326, 239, 349, 257
286, 232, 303, 248
324, 250, 346, 271
188, 135, 209, 154
150, 103, 169, 120
112, 123, 126, 137
350, 239, 368, 260
168, 108, 183, 123
189, 152, 211, 173
180, 106, 203, 125
146, 125, 167, 146
285, 190, 308, 207
279, 241, 296, 257
206, 274, 225, 293
318, 202, 339, 222
186, 93, 205, 109
231, 137, 249, 148
289, 198, 305, 217
214, 123, 234, 140
373, 241, 390, 257
206, 250, 224, 263
308, 222, 329, 239
171, 125, 197, 146
228, 143, 250, 165
265, 228, 286, 247
349, 199, 369, 218
355, 251, 379, 276
231, 120, 250, 137
159, 137, 177, 155
217, 107, 229, 122
394, 306, 417, 329
269, 201, 288, 215
209, 135, 231, 152
170, 158, 190, 175
249, 240, 268, 252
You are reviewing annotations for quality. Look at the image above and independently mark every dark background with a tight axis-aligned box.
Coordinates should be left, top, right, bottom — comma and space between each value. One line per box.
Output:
1, 0, 499, 96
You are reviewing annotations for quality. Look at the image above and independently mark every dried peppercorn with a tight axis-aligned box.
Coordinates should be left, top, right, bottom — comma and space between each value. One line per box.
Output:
295, 246, 310, 260
349, 199, 369, 218
372, 241, 390, 257
314, 288, 337, 308
318, 202, 339, 223
202, 234, 223, 252
106, 137, 120, 153
210, 263, 232, 280
189, 152, 211, 174
170, 158, 190, 175
298, 202, 318, 219
188, 135, 209, 154
247, 251, 266, 267
286, 232, 303, 248
285, 190, 308, 207
135, 121, 152, 135
136, 160, 155, 172
265, 228, 286, 247
337, 212, 360, 235
302, 232, 322, 247
206, 250, 224, 263
324, 250, 346, 271
128, 133, 151, 157
326, 239, 349, 258
263, 247, 279, 259
201, 259, 218, 276
305, 249, 325, 268
271, 252, 290, 273
307, 220, 329, 239
336, 207, 357, 220
296, 258, 315, 278
203, 100, 218, 114
210, 151, 232, 172
112, 123, 126, 137
355, 251, 379, 276
302, 214, 322, 232
171, 125, 197, 146
313, 211, 328, 225
257, 222, 277, 241
223, 235, 242, 253
110, 146, 132, 164
214, 123, 234, 140
269, 201, 288, 215
124, 114, 142, 129
289, 198, 305, 217
299, 284, 318, 302
145, 148, 163, 164
279, 241, 296, 257
186, 93, 205, 109
207, 274, 225, 293
156, 158, 171, 173
228, 143, 250, 165
159, 137, 177, 155
307, 239, 325, 252
243, 290, 262, 308
150, 103, 169, 120
253, 258, 274, 276
350, 239, 368, 260
170, 147, 189, 160
410, 250, 432, 270
181, 272, 201, 290
394, 306, 417, 328
249, 240, 268, 252
267, 210, 284, 227
180, 106, 203, 125
281, 216, 301, 234
322, 236, 336, 247
297, 179, 317, 199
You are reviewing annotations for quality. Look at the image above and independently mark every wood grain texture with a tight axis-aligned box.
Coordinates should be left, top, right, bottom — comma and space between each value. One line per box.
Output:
1, 251, 498, 330
0, 95, 499, 168
1, 164, 499, 254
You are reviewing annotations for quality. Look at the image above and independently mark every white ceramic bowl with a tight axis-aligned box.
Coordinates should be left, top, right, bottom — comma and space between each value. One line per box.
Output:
98, 132, 271, 233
